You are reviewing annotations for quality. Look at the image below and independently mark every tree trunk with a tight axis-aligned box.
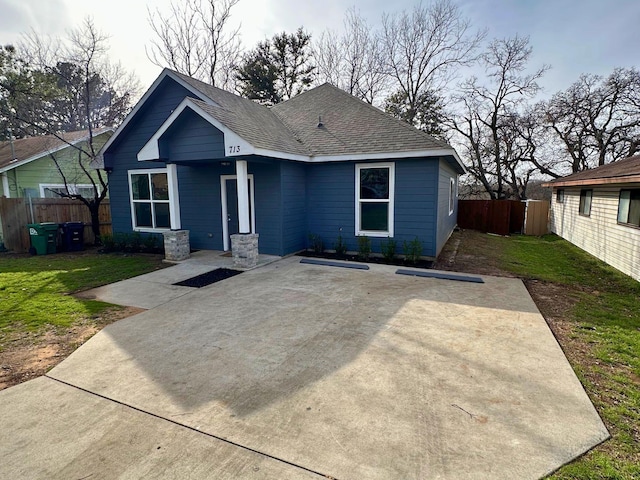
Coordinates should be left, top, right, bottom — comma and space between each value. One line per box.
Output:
89, 201, 102, 245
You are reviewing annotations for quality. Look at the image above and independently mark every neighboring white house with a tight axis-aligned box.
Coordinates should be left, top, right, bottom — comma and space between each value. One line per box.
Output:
544, 154, 640, 281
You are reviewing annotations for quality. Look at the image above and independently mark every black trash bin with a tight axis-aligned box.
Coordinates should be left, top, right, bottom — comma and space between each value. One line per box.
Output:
60, 222, 85, 251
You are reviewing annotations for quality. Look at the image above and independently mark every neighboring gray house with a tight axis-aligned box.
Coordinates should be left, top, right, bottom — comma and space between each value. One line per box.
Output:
98, 69, 465, 258
544, 154, 640, 281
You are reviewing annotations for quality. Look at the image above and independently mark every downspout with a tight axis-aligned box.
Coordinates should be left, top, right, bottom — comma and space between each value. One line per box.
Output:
1, 172, 9, 198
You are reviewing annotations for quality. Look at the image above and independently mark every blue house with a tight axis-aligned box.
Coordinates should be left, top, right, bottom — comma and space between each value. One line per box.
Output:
98, 69, 465, 260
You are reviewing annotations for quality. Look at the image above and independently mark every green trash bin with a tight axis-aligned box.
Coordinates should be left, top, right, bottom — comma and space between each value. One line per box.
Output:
27, 223, 58, 255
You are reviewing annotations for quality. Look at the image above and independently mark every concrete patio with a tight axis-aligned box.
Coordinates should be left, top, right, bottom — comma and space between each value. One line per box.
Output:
0, 257, 608, 479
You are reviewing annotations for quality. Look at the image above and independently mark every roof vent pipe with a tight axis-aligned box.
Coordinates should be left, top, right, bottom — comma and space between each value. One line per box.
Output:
317, 115, 323, 128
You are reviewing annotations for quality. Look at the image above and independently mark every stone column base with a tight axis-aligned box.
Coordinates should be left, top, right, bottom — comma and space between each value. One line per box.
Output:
231, 233, 259, 269
163, 230, 190, 262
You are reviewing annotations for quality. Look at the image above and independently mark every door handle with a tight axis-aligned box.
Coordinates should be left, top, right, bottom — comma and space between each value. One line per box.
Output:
227, 214, 231, 222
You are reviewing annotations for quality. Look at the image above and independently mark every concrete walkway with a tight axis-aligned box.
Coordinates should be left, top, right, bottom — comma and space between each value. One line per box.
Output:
75, 249, 281, 309
0, 257, 608, 479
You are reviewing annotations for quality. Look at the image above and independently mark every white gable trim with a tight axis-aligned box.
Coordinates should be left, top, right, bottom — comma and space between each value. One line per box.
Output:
96, 69, 218, 167
138, 98, 254, 161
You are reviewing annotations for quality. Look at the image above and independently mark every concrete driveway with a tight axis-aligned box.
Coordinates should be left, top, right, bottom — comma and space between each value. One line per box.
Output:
0, 257, 608, 479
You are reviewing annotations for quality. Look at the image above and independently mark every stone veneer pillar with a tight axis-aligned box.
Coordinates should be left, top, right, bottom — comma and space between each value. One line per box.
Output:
163, 230, 190, 262
231, 233, 259, 268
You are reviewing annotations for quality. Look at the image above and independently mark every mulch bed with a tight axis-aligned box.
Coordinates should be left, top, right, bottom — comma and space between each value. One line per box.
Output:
173, 268, 243, 288
297, 250, 434, 269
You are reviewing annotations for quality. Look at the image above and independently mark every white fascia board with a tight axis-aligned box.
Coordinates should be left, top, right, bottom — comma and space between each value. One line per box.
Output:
0, 128, 112, 174
250, 147, 465, 166
137, 99, 254, 161
99, 69, 219, 161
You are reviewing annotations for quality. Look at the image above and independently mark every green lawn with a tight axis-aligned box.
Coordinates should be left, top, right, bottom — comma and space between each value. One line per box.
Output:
0, 252, 165, 333
475, 234, 640, 479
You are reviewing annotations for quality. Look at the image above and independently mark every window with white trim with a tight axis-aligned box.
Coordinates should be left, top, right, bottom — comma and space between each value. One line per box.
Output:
449, 177, 456, 215
128, 169, 171, 231
556, 189, 565, 204
40, 183, 98, 199
356, 163, 394, 237
617, 189, 640, 227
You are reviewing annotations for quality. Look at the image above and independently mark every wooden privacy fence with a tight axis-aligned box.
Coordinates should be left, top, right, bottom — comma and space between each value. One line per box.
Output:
458, 199, 548, 236
0, 197, 112, 253
524, 200, 550, 236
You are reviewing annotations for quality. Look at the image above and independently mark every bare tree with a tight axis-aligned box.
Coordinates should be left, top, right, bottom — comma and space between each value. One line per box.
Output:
314, 8, 388, 104
448, 36, 548, 199
381, 0, 484, 125
8, 18, 140, 243
540, 67, 640, 174
147, 0, 242, 89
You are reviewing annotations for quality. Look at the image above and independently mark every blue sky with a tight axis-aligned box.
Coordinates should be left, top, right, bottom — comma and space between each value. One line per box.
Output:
1, 0, 638, 97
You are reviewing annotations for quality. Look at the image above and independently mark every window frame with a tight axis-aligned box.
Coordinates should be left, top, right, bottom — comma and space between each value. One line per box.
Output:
39, 183, 99, 199
556, 188, 565, 204
448, 177, 456, 215
617, 189, 640, 228
355, 162, 395, 237
128, 168, 172, 232
579, 189, 593, 217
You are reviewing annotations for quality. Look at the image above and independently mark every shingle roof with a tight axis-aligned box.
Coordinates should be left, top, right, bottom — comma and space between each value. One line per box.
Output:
0, 130, 101, 171
171, 71, 455, 159
103, 69, 463, 171
272, 83, 452, 156
544, 155, 640, 187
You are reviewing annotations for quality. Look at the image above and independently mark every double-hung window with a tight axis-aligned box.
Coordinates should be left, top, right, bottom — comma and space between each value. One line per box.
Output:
579, 189, 592, 217
356, 163, 395, 237
617, 189, 640, 227
129, 169, 171, 231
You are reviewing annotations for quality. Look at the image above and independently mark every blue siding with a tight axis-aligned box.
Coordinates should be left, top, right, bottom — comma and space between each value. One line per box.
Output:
435, 159, 458, 256
250, 162, 282, 255
306, 158, 439, 257
107, 78, 203, 234
176, 164, 226, 250
306, 162, 355, 251
160, 109, 225, 161
281, 161, 307, 254
395, 160, 438, 257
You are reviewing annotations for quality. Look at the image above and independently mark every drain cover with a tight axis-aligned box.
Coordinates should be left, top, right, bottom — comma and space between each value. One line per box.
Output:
173, 268, 242, 288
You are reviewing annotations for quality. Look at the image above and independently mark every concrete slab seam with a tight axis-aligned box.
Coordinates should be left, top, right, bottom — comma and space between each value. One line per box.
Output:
44, 375, 331, 479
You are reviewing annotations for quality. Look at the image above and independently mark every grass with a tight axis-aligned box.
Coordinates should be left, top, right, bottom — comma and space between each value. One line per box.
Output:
457, 233, 640, 479
0, 252, 165, 334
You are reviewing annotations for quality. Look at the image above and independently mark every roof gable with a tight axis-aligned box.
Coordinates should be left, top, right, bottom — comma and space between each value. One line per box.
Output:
0, 129, 112, 173
105, 69, 464, 170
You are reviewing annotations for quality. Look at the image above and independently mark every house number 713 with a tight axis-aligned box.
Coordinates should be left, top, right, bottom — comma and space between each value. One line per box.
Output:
228, 145, 241, 154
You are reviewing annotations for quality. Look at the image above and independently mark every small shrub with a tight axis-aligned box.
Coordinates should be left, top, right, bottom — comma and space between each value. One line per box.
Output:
113, 232, 129, 251
357, 236, 371, 261
308, 233, 324, 253
334, 234, 348, 257
381, 237, 397, 262
403, 237, 423, 264
129, 232, 142, 252
143, 234, 160, 252
101, 234, 116, 252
